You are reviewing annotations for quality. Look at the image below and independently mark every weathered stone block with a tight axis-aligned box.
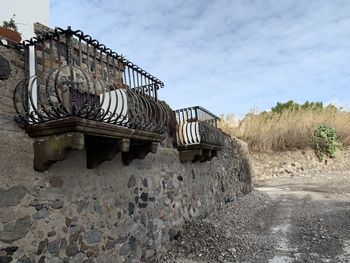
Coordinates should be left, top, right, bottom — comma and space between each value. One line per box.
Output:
66, 243, 78, 257
0, 207, 15, 223
37, 187, 64, 202
128, 202, 135, 216
68, 252, 87, 263
127, 175, 136, 188
0, 216, 30, 243
0, 255, 12, 263
47, 239, 60, 256
3, 222, 16, 231
119, 243, 131, 256
36, 208, 49, 219
0, 55, 10, 80
0, 186, 26, 207
37, 239, 48, 255
84, 229, 103, 245
94, 200, 102, 215
0, 246, 18, 256
50, 200, 64, 209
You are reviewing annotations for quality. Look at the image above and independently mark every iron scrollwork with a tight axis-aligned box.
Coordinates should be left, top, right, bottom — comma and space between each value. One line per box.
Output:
13, 26, 169, 135
174, 106, 225, 162
12, 26, 171, 170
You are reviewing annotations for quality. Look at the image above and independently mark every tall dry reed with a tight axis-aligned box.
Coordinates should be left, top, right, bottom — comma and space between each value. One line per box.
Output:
219, 109, 350, 152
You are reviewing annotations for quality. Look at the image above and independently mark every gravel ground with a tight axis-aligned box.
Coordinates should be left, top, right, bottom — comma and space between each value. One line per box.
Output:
159, 171, 350, 263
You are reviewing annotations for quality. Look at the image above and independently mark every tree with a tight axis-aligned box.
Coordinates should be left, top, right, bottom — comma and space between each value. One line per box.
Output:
2, 14, 18, 32
270, 100, 336, 114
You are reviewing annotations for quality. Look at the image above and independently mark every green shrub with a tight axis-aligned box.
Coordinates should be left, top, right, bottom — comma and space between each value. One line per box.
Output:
313, 124, 342, 161
270, 100, 338, 114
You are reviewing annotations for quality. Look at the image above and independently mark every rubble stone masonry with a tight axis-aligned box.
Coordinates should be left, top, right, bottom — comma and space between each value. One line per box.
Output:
0, 44, 252, 263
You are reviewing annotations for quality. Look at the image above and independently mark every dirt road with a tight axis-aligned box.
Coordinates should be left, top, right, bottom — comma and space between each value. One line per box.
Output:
161, 172, 350, 263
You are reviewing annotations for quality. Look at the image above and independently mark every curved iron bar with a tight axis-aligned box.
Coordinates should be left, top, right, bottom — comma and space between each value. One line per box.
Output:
174, 106, 224, 147
0, 37, 25, 50
13, 64, 169, 135
175, 120, 225, 147
21, 26, 164, 90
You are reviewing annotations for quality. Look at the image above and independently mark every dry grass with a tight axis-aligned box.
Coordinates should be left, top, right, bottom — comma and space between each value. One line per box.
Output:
219, 109, 350, 152
218, 114, 240, 137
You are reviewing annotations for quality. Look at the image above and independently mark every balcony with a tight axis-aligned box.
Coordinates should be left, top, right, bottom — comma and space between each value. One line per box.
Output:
13, 27, 170, 170
174, 106, 225, 162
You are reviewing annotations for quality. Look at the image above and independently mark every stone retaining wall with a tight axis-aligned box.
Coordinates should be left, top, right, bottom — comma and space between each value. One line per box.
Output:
0, 45, 252, 262
251, 149, 350, 183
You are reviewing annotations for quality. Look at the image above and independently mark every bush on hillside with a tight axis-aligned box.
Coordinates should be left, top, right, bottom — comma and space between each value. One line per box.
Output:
271, 100, 337, 114
313, 124, 342, 161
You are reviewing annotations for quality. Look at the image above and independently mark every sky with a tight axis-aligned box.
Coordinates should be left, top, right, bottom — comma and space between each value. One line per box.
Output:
49, 0, 350, 116
1, 0, 49, 40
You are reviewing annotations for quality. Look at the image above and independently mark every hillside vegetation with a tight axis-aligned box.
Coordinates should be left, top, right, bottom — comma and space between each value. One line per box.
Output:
218, 101, 350, 154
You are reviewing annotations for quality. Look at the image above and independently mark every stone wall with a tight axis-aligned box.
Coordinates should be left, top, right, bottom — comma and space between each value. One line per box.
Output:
0, 44, 252, 263
251, 149, 350, 183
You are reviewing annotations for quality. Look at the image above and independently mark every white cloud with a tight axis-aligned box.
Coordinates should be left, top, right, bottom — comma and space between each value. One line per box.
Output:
51, 0, 350, 115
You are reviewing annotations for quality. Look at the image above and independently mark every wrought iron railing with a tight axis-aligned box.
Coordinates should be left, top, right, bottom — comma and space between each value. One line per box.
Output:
174, 106, 224, 147
13, 27, 168, 134
0, 38, 6, 47
0, 37, 22, 50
